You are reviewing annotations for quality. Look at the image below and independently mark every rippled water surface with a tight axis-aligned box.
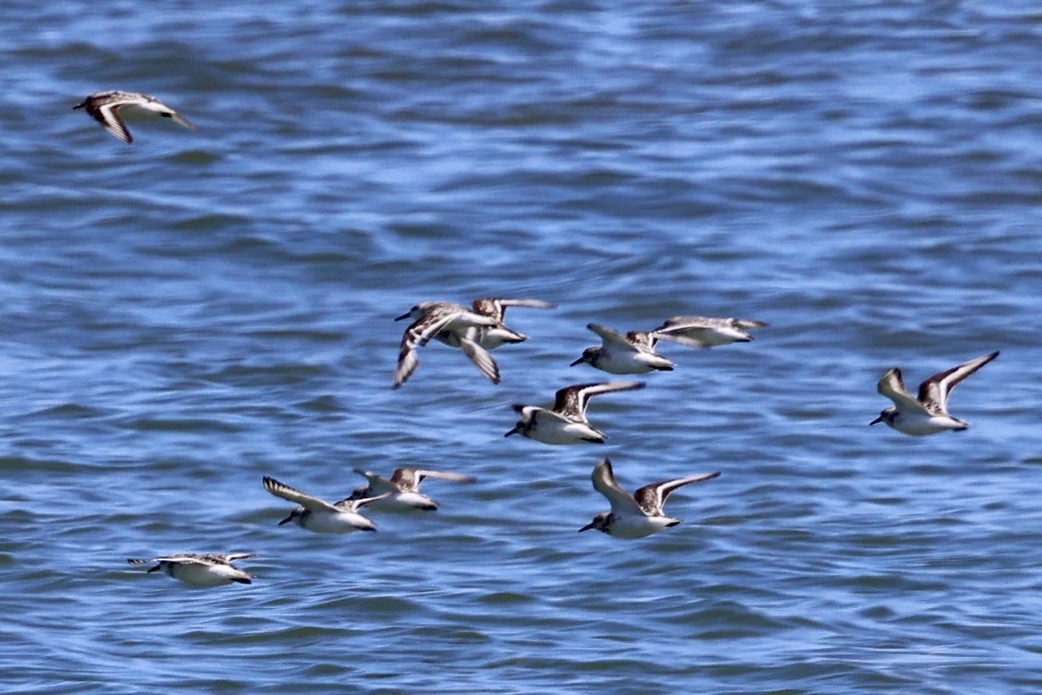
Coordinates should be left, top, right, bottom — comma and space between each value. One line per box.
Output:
3, 1, 1042, 692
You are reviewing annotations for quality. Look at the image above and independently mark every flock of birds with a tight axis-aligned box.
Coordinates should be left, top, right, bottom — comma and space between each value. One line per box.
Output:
75, 91, 1001, 587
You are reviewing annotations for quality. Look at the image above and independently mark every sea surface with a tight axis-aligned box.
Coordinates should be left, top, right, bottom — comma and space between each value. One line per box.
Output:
2, 1, 1042, 692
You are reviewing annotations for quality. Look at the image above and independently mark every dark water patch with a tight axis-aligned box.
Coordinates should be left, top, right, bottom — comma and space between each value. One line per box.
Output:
0, 456, 79, 474
24, 403, 110, 420
122, 416, 246, 434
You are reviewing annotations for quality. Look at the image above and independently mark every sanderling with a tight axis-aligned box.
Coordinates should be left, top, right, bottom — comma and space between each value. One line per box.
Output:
263, 476, 385, 533
74, 90, 196, 144
127, 553, 255, 587
505, 381, 645, 444
393, 302, 503, 389
870, 351, 999, 436
349, 467, 476, 511
652, 315, 767, 348
579, 458, 720, 539
570, 323, 675, 374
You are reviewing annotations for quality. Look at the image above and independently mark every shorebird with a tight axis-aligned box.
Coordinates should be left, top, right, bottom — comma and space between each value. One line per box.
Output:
505, 381, 645, 444
652, 315, 767, 348
263, 476, 384, 533
579, 458, 720, 539
127, 553, 255, 587
870, 351, 999, 436
570, 323, 675, 374
393, 302, 503, 389
73, 90, 196, 144
437, 298, 556, 350
349, 467, 476, 511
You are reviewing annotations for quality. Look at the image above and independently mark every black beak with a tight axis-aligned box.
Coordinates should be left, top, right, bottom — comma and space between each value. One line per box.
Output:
578, 522, 596, 532
569, 356, 585, 367
278, 514, 294, 526
504, 427, 519, 437
147, 564, 162, 573
869, 415, 884, 426
394, 312, 411, 321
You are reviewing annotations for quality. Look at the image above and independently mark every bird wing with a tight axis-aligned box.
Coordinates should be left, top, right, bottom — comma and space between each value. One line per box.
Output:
555, 381, 645, 417
147, 554, 211, 566
95, 101, 134, 144
626, 330, 659, 350
591, 458, 644, 515
214, 553, 256, 563
262, 476, 340, 513
129, 95, 197, 132
458, 337, 501, 384
633, 472, 720, 516
876, 368, 930, 414
167, 110, 197, 132
411, 308, 463, 348
652, 316, 765, 347
587, 323, 639, 351
334, 492, 391, 511
471, 298, 555, 320
393, 309, 463, 389
353, 468, 397, 492
917, 351, 998, 415
403, 468, 476, 488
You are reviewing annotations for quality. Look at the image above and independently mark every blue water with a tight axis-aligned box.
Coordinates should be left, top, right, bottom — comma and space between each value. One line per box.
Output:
2, 1, 1042, 692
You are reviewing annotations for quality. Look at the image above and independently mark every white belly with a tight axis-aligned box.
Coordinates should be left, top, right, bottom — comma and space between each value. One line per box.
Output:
529, 418, 605, 444
302, 510, 375, 533
594, 352, 661, 374
609, 514, 678, 539
891, 412, 966, 436
168, 564, 237, 587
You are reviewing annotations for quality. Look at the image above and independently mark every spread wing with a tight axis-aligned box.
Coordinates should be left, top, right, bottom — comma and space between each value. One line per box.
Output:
653, 316, 765, 348
458, 337, 501, 384
471, 298, 555, 321
393, 308, 464, 389
211, 553, 256, 564
334, 492, 390, 510
633, 472, 720, 516
395, 468, 476, 490
917, 351, 998, 415
94, 101, 134, 144
590, 458, 644, 515
587, 323, 640, 351
161, 108, 196, 132
554, 381, 645, 417
353, 468, 396, 493
876, 368, 930, 414
626, 330, 659, 350
152, 553, 253, 566
262, 476, 340, 513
